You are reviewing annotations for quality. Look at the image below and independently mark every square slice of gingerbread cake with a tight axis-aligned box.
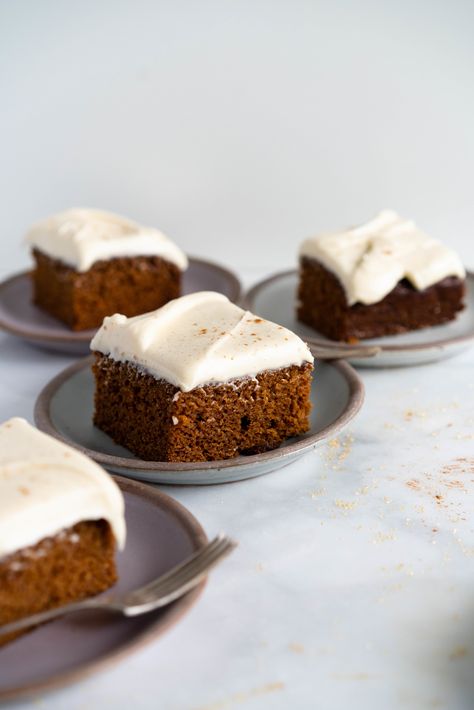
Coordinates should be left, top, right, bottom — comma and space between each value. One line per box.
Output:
0, 418, 125, 646
91, 291, 314, 462
298, 210, 466, 341
26, 208, 188, 331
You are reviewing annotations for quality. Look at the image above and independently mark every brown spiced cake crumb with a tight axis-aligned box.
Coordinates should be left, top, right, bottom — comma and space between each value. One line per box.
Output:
91, 291, 314, 463
26, 208, 188, 331
298, 210, 466, 341
32, 249, 181, 331
298, 257, 465, 341
93, 356, 312, 462
0, 418, 126, 646
0, 520, 116, 647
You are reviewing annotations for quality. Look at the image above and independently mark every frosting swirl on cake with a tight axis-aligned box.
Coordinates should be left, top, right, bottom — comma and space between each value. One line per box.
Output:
26, 208, 188, 272
91, 291, 314, 391
0, 418, 126, 558
299, 210, 465, 306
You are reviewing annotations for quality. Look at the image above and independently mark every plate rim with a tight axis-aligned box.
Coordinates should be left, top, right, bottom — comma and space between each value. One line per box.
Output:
0, 475, 207, 702
0, 257, 242, 345
242, 269, 474, 354
33, 355, 364, 474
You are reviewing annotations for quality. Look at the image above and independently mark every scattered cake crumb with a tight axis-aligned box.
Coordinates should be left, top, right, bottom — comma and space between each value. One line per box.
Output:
288, 642, 305, 654
449, 646, 468, 660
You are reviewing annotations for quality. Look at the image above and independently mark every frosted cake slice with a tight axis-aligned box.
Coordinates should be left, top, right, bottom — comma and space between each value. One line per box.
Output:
298, 210, 466, 341
91, 291, 314, 462
0, 417, 125, 645
27, 208, 188, 330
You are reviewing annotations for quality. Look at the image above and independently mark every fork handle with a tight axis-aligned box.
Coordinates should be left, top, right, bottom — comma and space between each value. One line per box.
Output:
311, 344, 381, 359
0, 535, 237, 638
0, 597, 117, 638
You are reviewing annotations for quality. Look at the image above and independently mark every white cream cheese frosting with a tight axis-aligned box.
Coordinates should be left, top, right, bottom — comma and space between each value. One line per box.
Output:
91, 291, 314, 392
299, 210, 466, 306
26, 208, 188, 272
0, 418, 126, 558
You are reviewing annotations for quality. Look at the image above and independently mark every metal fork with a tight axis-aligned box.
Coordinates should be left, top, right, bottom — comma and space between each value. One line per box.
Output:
311, 343, 381, 360
0, 534, 237, 638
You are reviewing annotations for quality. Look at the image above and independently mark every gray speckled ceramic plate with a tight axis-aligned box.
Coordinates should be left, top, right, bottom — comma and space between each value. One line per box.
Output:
34, 356, 364, 485
0, 258, 241, 355
242, 270, 474, 367
0, 476, 207, 701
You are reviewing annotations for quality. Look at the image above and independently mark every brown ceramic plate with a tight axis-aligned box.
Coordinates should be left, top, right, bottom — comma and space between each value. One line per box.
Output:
0, 476, 207, 701
243, 270, 474, 367
0, 257, 242, 355
34, 355, 364, 485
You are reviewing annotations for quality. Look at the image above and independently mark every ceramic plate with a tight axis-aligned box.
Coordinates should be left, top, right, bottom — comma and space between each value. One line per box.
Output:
0, 258, 241, 355
34, 355, 364, 485
0, 476, 207, 701
242, 270, 474, 367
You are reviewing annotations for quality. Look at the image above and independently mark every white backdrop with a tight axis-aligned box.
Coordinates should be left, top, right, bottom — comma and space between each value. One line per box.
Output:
1, 0, 473, 281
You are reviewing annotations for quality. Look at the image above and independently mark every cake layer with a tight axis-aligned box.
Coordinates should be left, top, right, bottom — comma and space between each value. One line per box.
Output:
26, 208, 188, 272
31, 249, 181, 331
298, 257, 465, 341
299, 210, 465, 306
0, 418, 125, 558
91, 291, 314, 392
0, 519, 116, 646
93, 355, 313, 462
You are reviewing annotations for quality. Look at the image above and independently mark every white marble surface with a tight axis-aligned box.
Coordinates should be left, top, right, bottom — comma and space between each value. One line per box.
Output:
1, 272, 474, 710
